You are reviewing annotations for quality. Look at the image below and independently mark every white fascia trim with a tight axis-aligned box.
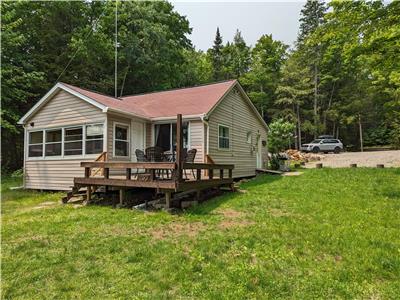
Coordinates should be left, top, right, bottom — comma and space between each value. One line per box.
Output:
18, 83, 108, 125
106, 107, 150, 121
151, 114, 203, 123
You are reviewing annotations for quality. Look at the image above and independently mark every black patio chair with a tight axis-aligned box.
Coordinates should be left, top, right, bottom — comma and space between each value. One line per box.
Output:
135, 149, 148, 178
145, 146, 166, 178
184, 148, 197, 179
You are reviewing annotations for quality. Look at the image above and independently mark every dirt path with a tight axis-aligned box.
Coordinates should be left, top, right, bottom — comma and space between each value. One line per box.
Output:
305, 150, 400, 168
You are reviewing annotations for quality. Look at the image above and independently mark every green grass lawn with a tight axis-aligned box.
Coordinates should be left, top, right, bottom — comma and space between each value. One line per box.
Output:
2, 168, 400, 299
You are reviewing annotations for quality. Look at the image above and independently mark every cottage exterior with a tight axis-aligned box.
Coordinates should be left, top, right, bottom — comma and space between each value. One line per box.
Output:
18, 80, 269, 190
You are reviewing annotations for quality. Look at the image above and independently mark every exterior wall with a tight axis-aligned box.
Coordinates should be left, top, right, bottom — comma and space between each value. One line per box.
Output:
145, 123, 152, 148
189, 120, 205, 163
25, 159, 96, 190
207, 88, 268, 178
24, 90, 106, 190
26, 90, 105, 128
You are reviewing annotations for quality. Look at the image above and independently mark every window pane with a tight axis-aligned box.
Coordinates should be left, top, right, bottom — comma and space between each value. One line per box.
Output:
65, 127, 82, 141
29, 145, 43, 157
45, 143, 61, 156
219, 137, 230, 149
115, 140, 128, 156
46, 129, 62, 143
115, 126, 128, 140
64, 141, 82, 155
171, 123, 188, 149
86, 124, 103, 140
29, 131, 43, 144
86, 140, 103, 154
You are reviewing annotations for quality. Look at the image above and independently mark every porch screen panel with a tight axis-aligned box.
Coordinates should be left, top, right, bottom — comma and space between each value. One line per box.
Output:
64, 127, 83, 155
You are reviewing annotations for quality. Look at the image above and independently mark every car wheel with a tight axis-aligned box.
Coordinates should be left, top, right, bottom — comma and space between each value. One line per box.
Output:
324, 152, 329, 154
334, 147, 341, 154
312, 147, 320, 153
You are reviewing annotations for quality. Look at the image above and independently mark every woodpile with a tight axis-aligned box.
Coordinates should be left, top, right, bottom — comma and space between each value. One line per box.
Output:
285, 149, 325, 162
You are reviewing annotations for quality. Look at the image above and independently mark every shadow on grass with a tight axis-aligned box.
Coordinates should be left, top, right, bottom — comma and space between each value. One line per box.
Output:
188, 174, 283, 215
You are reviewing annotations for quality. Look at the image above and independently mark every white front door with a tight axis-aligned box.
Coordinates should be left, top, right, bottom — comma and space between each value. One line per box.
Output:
256, 135, 263, 169
131, 121, 145, 162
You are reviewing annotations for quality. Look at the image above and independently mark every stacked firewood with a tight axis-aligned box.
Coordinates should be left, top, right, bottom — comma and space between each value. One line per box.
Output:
285, 149, 324, 162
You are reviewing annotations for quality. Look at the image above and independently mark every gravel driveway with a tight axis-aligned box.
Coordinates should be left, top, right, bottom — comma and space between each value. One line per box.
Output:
305, 150, 400, 168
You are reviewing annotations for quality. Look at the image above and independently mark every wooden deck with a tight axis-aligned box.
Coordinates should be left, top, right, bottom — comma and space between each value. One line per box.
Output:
69, 114, 235, 208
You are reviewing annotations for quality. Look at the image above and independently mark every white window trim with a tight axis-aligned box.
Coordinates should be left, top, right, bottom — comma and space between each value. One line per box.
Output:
113, 122, 130, 158
26, 123, 105, 161
27, 129, 45, 159
85, 124, 105, 155
246, 131, 252, 144
218, 124, 231, 150
44, 128, 62, 157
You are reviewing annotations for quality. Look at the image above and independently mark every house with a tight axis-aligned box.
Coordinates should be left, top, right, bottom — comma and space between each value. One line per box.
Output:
18, 80, 269, 191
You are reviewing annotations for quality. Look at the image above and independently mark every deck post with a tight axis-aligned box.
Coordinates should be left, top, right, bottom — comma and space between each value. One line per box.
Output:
165, 191, 172, 208
85, 167, 91, 178
104, 168, 109, 179
229, 169, 232, 178
220, 169, 224, 179
176, 114, 183, 182
209, 169, 213, 179
86, 185, 92, 202
196, 169, 201, 181
126, 168, 132, 180
119, 189, 125, 206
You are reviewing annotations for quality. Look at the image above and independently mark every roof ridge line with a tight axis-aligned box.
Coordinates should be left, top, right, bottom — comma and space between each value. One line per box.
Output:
59, 82, 122, 101
121, 79, 237, 99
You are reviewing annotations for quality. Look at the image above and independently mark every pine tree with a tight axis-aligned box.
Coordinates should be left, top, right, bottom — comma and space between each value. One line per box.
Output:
209, 27, 224, 81
297, 0, 325, 44
296, 0, 326, 138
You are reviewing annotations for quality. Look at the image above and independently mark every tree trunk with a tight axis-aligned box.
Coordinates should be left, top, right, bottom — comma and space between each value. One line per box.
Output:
359, 114, 363, 152
296, 103, 302, 149
323, 81, 335, 131
313, 63, 318, 138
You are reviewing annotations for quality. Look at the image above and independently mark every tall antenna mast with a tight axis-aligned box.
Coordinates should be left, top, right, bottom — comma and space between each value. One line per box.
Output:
115, 0, 118, 98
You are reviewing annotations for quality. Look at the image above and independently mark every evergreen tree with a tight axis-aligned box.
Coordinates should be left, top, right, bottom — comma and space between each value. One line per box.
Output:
209, 27, 224, 81
296, 0, 326, 138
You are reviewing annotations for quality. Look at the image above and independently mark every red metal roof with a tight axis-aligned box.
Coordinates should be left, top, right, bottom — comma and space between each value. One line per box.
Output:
61, 80, 237, 119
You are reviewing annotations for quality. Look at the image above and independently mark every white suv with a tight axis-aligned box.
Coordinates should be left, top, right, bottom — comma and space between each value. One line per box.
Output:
301, 139, 343, 153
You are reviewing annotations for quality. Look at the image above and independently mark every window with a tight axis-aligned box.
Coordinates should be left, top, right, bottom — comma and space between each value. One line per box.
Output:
218, 125, 230, 149
86, 124, 103, 154
114, 124, 129, 156
45, 129, 62, 156
64, 127, 83, 156
28, 131, 43, 157
246, 131, 252, 144
155, 122, 188, 152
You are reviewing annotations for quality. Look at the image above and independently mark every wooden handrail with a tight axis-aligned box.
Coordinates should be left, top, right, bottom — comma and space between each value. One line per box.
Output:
82, 162, 177, 169
91, 152, 107, 176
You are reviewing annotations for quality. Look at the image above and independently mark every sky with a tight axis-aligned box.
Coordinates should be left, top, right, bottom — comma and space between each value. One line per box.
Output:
171, 1, 305, 51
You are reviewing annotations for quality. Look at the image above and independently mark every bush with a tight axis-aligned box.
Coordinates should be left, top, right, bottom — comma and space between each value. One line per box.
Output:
268, 119, 296, 154
11, 169, 23, 178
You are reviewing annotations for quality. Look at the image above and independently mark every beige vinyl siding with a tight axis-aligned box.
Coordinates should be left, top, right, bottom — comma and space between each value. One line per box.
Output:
24, 90, 106, 190
146, 123, 152, 148
189, 120, 204, 163
208, 87, 268, 178
25, 159, 96, 190
26, 90, 105, 128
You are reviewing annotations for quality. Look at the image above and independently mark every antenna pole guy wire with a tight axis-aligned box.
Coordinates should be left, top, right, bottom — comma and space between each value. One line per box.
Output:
115, 0, 118, 98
